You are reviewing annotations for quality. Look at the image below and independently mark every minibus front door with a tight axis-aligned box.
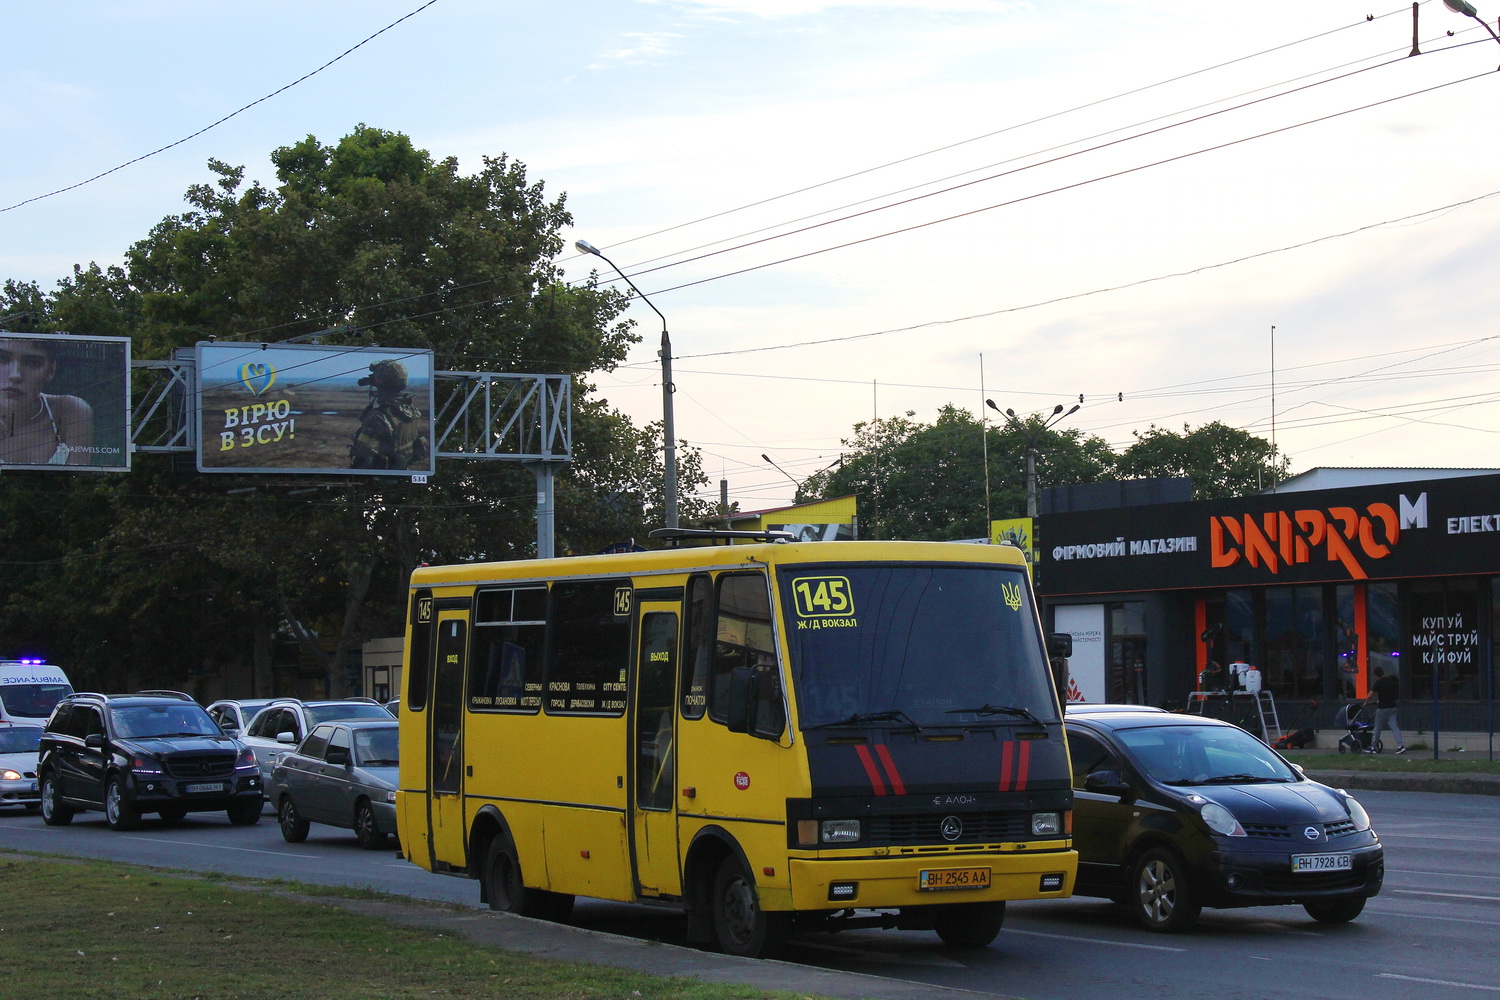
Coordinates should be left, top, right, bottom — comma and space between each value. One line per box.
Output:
630, 606, 683, 898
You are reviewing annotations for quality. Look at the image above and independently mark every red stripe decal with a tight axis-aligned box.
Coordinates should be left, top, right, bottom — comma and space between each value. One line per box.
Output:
874, 744, 906, 796
1016, 740, 1032, 791
998, 741, 1014, 791
855, 745, 887, 796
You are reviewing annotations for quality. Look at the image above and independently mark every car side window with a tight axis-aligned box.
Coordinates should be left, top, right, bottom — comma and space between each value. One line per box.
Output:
301, 724, 335, 759
326, 727, 352, 761
48, 704, 73, 736
1068, 731, 1120, 788
78, 707, 104, 741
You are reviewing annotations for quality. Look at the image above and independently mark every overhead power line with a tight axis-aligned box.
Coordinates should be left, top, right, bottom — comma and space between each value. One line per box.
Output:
0, 0, 443, 215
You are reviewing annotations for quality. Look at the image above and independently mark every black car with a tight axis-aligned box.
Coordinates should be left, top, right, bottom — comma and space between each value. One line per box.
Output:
38, 692, 264, 830
1066, 710, 1382, 932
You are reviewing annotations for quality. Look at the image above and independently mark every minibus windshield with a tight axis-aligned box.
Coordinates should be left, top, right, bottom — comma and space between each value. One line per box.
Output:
781, 563, 1059, 730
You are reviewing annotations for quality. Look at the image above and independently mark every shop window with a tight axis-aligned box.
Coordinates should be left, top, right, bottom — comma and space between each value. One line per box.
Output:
1409, 579, 1480, 702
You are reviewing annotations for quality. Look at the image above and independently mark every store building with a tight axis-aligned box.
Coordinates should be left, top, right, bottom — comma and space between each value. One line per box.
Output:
1037, 469, 1500, 747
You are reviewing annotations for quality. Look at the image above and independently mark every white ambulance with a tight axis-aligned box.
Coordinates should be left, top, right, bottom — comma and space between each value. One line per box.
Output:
0, 659, 74, 727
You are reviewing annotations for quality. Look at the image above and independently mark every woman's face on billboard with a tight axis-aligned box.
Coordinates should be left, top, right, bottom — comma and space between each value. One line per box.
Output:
0, 339, 55, 416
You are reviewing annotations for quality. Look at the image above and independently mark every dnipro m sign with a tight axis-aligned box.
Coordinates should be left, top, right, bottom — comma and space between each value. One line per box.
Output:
195, 343, 435, 477
0, 331, 131, 472
1039, 473, 1500, 595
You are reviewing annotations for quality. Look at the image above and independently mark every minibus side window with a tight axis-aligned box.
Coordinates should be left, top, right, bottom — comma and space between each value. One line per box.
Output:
680, 575, 713, 720
546, 579, 632, 715
407, 590, 434, 712
709, 572, 781, 738
469, 586, 546, 713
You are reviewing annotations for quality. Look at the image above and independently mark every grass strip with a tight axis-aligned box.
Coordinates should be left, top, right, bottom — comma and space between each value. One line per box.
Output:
0, 854, 814, 1000
1283, 751, 1500, 775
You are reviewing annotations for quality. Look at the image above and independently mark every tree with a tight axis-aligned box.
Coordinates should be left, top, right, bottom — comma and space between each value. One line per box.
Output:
0, 125, 701, 695
1116, 421, 1290, 500
800, 404, 1116, 540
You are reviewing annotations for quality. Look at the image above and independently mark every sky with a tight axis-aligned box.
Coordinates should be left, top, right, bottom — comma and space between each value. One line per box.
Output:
4, 0, 1500, 515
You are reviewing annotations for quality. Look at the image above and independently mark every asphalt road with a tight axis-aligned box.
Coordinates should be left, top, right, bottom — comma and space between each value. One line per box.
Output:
3, 788, 1497, 1000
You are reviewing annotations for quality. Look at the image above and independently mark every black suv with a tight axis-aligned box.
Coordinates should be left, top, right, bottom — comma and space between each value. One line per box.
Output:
38, 691, 264, 830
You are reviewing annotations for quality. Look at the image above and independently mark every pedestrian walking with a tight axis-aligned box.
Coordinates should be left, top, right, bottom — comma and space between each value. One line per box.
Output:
1366, 665, 1406, 754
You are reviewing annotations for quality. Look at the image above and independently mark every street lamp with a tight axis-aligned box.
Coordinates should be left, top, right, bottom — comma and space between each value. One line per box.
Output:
986, 399, 1080, 519
1443, 1, 1500, 64
762, 453, 843, 505
575, 239, 678, 528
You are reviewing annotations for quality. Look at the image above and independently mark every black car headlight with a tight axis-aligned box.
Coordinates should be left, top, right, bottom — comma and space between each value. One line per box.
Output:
1343, 793, 1372, 832
131, 756, 164, 776
1199, 801, 1246, 837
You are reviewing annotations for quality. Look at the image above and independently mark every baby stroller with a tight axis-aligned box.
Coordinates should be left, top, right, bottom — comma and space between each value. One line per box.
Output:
1334, 701, 1378, 754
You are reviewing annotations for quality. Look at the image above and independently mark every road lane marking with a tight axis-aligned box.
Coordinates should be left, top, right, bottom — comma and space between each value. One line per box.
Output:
1389, 889, 1500, 902
123, 835, 317, 859
1379, 974, 1500, 992
1006, 928, 1185, 952
1389, 868, 1500, 882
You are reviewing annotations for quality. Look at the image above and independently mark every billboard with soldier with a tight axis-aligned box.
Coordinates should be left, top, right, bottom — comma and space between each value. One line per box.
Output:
195, 343, 434, 476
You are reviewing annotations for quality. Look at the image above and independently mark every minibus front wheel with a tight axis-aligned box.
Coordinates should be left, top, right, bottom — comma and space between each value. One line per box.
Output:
711, 856, 790, 959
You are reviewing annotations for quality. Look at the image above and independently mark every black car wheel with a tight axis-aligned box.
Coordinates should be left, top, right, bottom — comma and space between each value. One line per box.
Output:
1131, 847, 1200, 933
483, 835, 574, 921
932, 901, 1006, 948
1304, 897, 1366, 924
710, 856, 790, 959
355, 800, 388, 850
39, 774, 73, 826
105, 775, 141, 831
278, 796, 310, 842
227, 798, 262, 826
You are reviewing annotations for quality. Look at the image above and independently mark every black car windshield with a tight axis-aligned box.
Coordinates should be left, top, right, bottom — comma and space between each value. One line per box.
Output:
0, 726, 43, 753
1115, 724, 1298, 786
308, 704, 395, 726
111, 704, 221, 739
354, 727, 400, 766
782, 563, 1059, 730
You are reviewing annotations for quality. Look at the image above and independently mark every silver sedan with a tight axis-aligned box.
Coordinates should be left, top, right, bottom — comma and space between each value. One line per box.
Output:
267, 720, 398, 849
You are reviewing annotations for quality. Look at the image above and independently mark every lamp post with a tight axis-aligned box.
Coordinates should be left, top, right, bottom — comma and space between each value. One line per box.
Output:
1443, 0, 1500, 65
575, 239, 678, 528
761, 453, 843, 505
986, 399, 1080, 519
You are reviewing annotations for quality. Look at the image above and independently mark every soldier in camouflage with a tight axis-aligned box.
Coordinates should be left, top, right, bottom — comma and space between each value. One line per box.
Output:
349, 359, 429, 470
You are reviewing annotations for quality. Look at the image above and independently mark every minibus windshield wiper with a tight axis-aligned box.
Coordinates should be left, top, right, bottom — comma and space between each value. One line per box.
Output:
944, 704, 1047, 727
805, 709, 923, 732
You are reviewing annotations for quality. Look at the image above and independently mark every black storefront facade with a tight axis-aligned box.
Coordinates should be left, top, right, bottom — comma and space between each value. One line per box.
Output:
1036, 471, 1500, 748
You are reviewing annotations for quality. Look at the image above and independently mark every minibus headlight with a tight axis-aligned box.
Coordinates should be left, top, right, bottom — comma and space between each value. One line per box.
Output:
820, 819, 861, 843
1031, 812, 1061, 836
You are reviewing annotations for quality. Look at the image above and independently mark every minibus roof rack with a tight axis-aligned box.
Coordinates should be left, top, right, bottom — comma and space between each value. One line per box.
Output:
647, 527, 796, 547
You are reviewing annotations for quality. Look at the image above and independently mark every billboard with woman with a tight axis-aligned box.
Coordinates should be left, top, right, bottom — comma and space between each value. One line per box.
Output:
0, 332, 131, 472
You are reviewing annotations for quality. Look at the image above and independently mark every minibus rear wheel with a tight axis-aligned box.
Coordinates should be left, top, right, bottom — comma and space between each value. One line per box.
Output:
483, 836, 574, 921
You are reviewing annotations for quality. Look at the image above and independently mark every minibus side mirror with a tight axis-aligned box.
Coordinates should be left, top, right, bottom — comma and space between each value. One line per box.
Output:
1047, 633, 1073, 658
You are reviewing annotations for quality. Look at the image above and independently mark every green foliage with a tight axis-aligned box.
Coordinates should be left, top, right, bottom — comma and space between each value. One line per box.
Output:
801, 404, 1116, 540
799, 408, 1281, 541
1116, 421, 1289, 499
